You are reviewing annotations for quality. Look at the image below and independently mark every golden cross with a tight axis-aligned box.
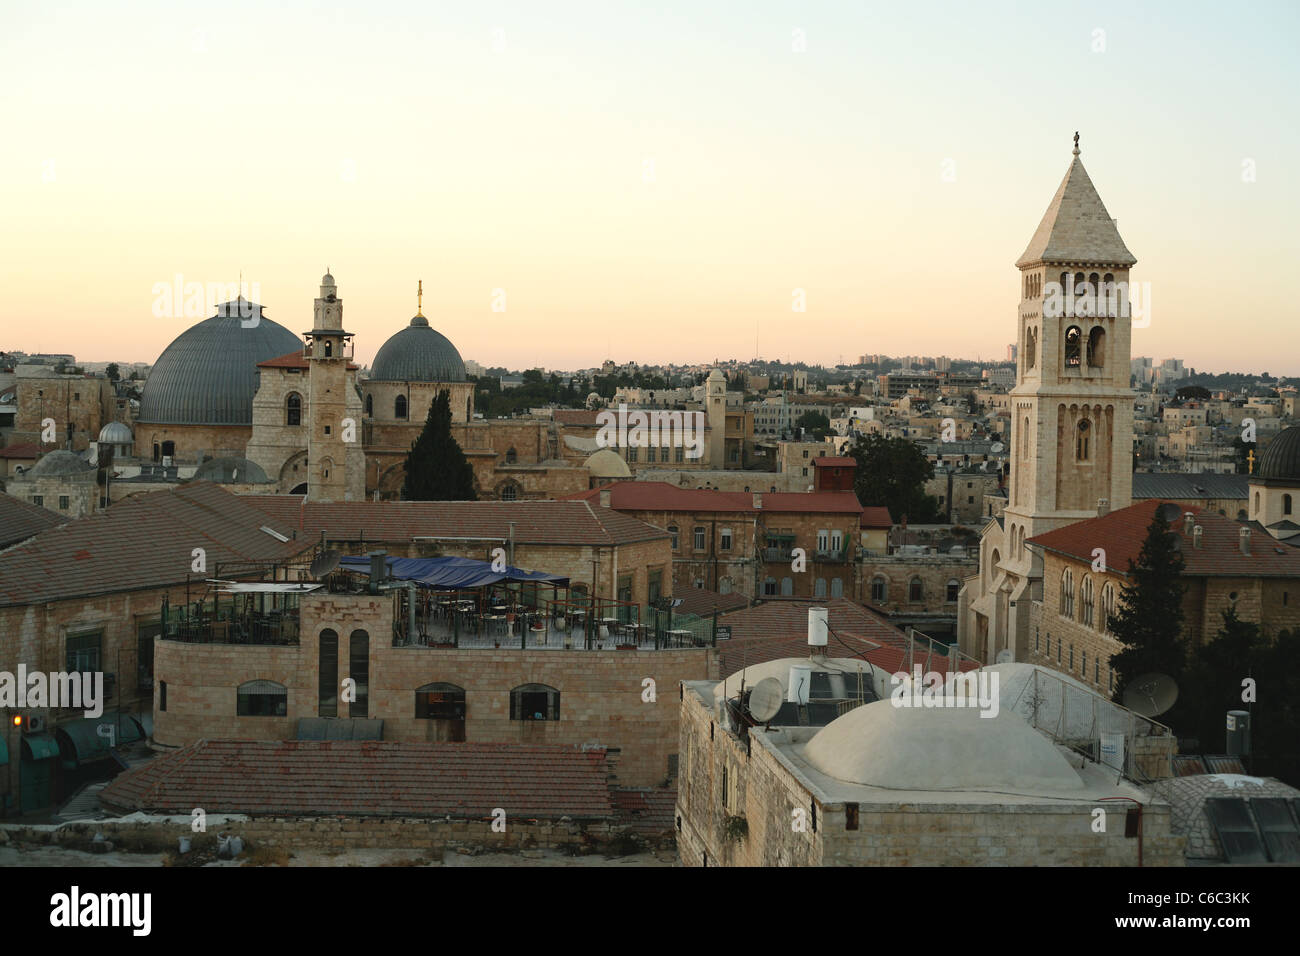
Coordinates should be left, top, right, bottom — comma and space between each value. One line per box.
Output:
1247, 448, 1255, 474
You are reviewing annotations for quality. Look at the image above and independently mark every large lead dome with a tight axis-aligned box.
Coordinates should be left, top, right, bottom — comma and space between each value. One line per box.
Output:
138, 302, 302, 425
369, 315, 466, 382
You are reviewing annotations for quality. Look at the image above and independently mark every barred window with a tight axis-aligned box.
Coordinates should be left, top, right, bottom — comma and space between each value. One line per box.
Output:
66, 630, 102, 673
237, 680, 287, 717
510, 683, 559, 721
1060, 569, 1075, 619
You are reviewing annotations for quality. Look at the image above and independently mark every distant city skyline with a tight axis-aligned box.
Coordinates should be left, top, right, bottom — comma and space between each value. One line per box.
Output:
3, 1, 1297, 373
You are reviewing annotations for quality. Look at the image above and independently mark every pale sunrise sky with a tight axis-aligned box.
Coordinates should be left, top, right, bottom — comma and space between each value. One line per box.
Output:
1, 1, 1297, 374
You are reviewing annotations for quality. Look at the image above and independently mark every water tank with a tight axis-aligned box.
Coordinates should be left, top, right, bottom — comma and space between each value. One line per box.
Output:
1226, 710, 1251, 756
807, 606, 828, 648
787, 663, 812, 705
1099, 733, 1125, 771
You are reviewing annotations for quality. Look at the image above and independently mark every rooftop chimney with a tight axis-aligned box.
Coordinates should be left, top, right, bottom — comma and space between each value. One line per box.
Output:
368, 550, 387, 594
1239, 527, 1251, 555
1097, 498, 1110, 517
1193, 525, 1203, 548
599, 488, 611, 508
1183, 512, 1195, 536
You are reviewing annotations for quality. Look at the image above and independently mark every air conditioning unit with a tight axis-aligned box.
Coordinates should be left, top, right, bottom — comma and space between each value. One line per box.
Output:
23, 714, 47, 734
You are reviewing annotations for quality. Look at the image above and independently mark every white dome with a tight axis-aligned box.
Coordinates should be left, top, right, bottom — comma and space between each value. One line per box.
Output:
583, 449, 631, 479
804, 698, 1085, 793
99, 421, 133, 444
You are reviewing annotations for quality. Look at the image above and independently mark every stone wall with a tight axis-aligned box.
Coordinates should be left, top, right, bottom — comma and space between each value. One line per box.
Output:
13, 376, 112, 452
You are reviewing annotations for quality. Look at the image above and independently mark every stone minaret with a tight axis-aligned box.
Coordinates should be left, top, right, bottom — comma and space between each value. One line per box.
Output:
706, 368, 726, 467
306, 272, 364, 501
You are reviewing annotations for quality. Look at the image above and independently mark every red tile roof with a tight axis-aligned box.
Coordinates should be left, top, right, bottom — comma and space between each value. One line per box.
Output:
258, 350, 359, 371
552, 409, 603, 427
1028, 499, 1300, 578
611, 787, 677, 833
0, 482, 308, 607
860, 506, 894, 528
813, 456, 857, 467
0, 492, 65, 549
565, 482, 864, 515
0, 442, 41, 460
101, 740, 616, 819
244, 496, 668, 546
671, 585, 751, 618
715, 597, 977, 677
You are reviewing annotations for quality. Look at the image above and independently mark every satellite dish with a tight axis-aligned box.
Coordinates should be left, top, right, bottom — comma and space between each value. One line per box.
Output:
1158, 503, 1182, 523
1123, 673, 1179, 718
309, 549, 342, 579
747, 678, 784, 723
990, 442, 1004, 453
995, 649, 1014, 664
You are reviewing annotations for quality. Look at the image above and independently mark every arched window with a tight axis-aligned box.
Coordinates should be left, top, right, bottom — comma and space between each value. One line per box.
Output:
1077, 417, 1091, 461
415, 682, 465, 720
286, 392, 302, 426
395, 394, 408, 419
1285, 494, 1294, 516
763, 577, 778, 596
719, 576, 733, 595
1101, 582, 1116, 632
783, 577, 795, 596
499, 482, 518, 501
814, 578, 826, 598
511, 683, 559, 721
908, 577, 923, 602
871, 576, 887, 602
667, 525, 679, 550
1024, 327, 1037, 369
1255, 491, 1261, 514
830, 578, 843, 598
506, 447, 517, 464
365, 393, 373, 417
1064, 325, 1082, 367
323, 340, 333, 357
1086, 326, 1106, 368
946, 579, 960, 602
1101, 273, 1115, 315
237, 680, 287, 717
350, 629, 369, 717
319, 628, 338, 717
1060, 569, 1075, 619
1080, 576, 1095, 627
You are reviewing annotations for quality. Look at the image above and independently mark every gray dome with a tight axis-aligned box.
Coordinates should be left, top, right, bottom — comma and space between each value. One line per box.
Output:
138, 304, 302, 425
30, 450, 93, 477
369, 316, 466, 383
99, 421, 133, 443
1257, 425, 1300, 483
193, 456, 270, 484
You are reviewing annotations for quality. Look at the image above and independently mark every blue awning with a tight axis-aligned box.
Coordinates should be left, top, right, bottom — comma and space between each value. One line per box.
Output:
340, 555, 569, 590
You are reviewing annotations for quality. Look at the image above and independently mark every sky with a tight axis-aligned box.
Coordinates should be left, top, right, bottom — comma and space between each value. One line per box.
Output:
2, 1, 1297, 375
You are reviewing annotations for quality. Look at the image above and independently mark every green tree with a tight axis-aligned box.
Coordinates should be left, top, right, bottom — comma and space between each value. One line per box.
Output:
848, 434, 940, 523
105, 363, 120, 383
403, 390, 477, 500
795, 410, 831, 440
1108, 507, 1187, 705
1175, 606, 1264, 750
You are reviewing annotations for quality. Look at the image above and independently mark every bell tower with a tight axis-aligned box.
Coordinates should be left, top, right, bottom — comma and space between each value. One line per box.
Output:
1003, 135, 1137, 570
305, 271, 364, 501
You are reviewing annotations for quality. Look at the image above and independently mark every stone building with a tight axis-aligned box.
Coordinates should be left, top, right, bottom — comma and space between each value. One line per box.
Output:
11, 366, 117, 453
960, 139, 1138, 665
150, 586, 714, 788
676, 654, 1183, 866
1024, 499, 1300, 694
4, 449, 98, 518
1247, 424, 1300, 543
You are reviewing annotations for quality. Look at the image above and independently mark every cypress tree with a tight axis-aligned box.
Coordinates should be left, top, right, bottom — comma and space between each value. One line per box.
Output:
1109, 505, 1187, 705
403, 389, 477, 501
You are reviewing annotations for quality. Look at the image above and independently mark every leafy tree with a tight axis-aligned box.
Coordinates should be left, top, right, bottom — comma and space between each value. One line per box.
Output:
1174, 384, 1210, 401
1108, 507, 1187, 705
847, 434, 940, 523
1175, 607, 1264, 751
795, 410, 830, 440
402, 390, 476, 500
105, 363, 120, 382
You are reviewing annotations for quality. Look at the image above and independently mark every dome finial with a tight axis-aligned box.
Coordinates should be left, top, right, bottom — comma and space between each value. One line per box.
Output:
1072, 131, 1080, 156
416, 279, 424, 318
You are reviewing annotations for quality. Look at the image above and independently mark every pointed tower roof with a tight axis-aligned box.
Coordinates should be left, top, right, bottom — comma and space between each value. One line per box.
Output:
1016, 138, 1136, 268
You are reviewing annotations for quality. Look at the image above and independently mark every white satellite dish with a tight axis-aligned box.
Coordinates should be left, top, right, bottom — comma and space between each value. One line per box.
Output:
995, 649, 1013, 664
747, 677, 784, 723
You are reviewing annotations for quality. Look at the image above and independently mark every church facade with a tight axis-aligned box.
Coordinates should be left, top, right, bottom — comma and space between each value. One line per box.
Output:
958, 139, 1138, 665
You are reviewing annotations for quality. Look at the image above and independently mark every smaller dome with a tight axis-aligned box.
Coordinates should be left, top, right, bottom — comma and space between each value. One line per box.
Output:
30, 450, 94, 477
98, 421, 133, 444
1256, 425, 1300, 482
321, 271, 335, 286
707, 368, 725, 382
584, 449, 631, 479
193, 457, 271, 484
